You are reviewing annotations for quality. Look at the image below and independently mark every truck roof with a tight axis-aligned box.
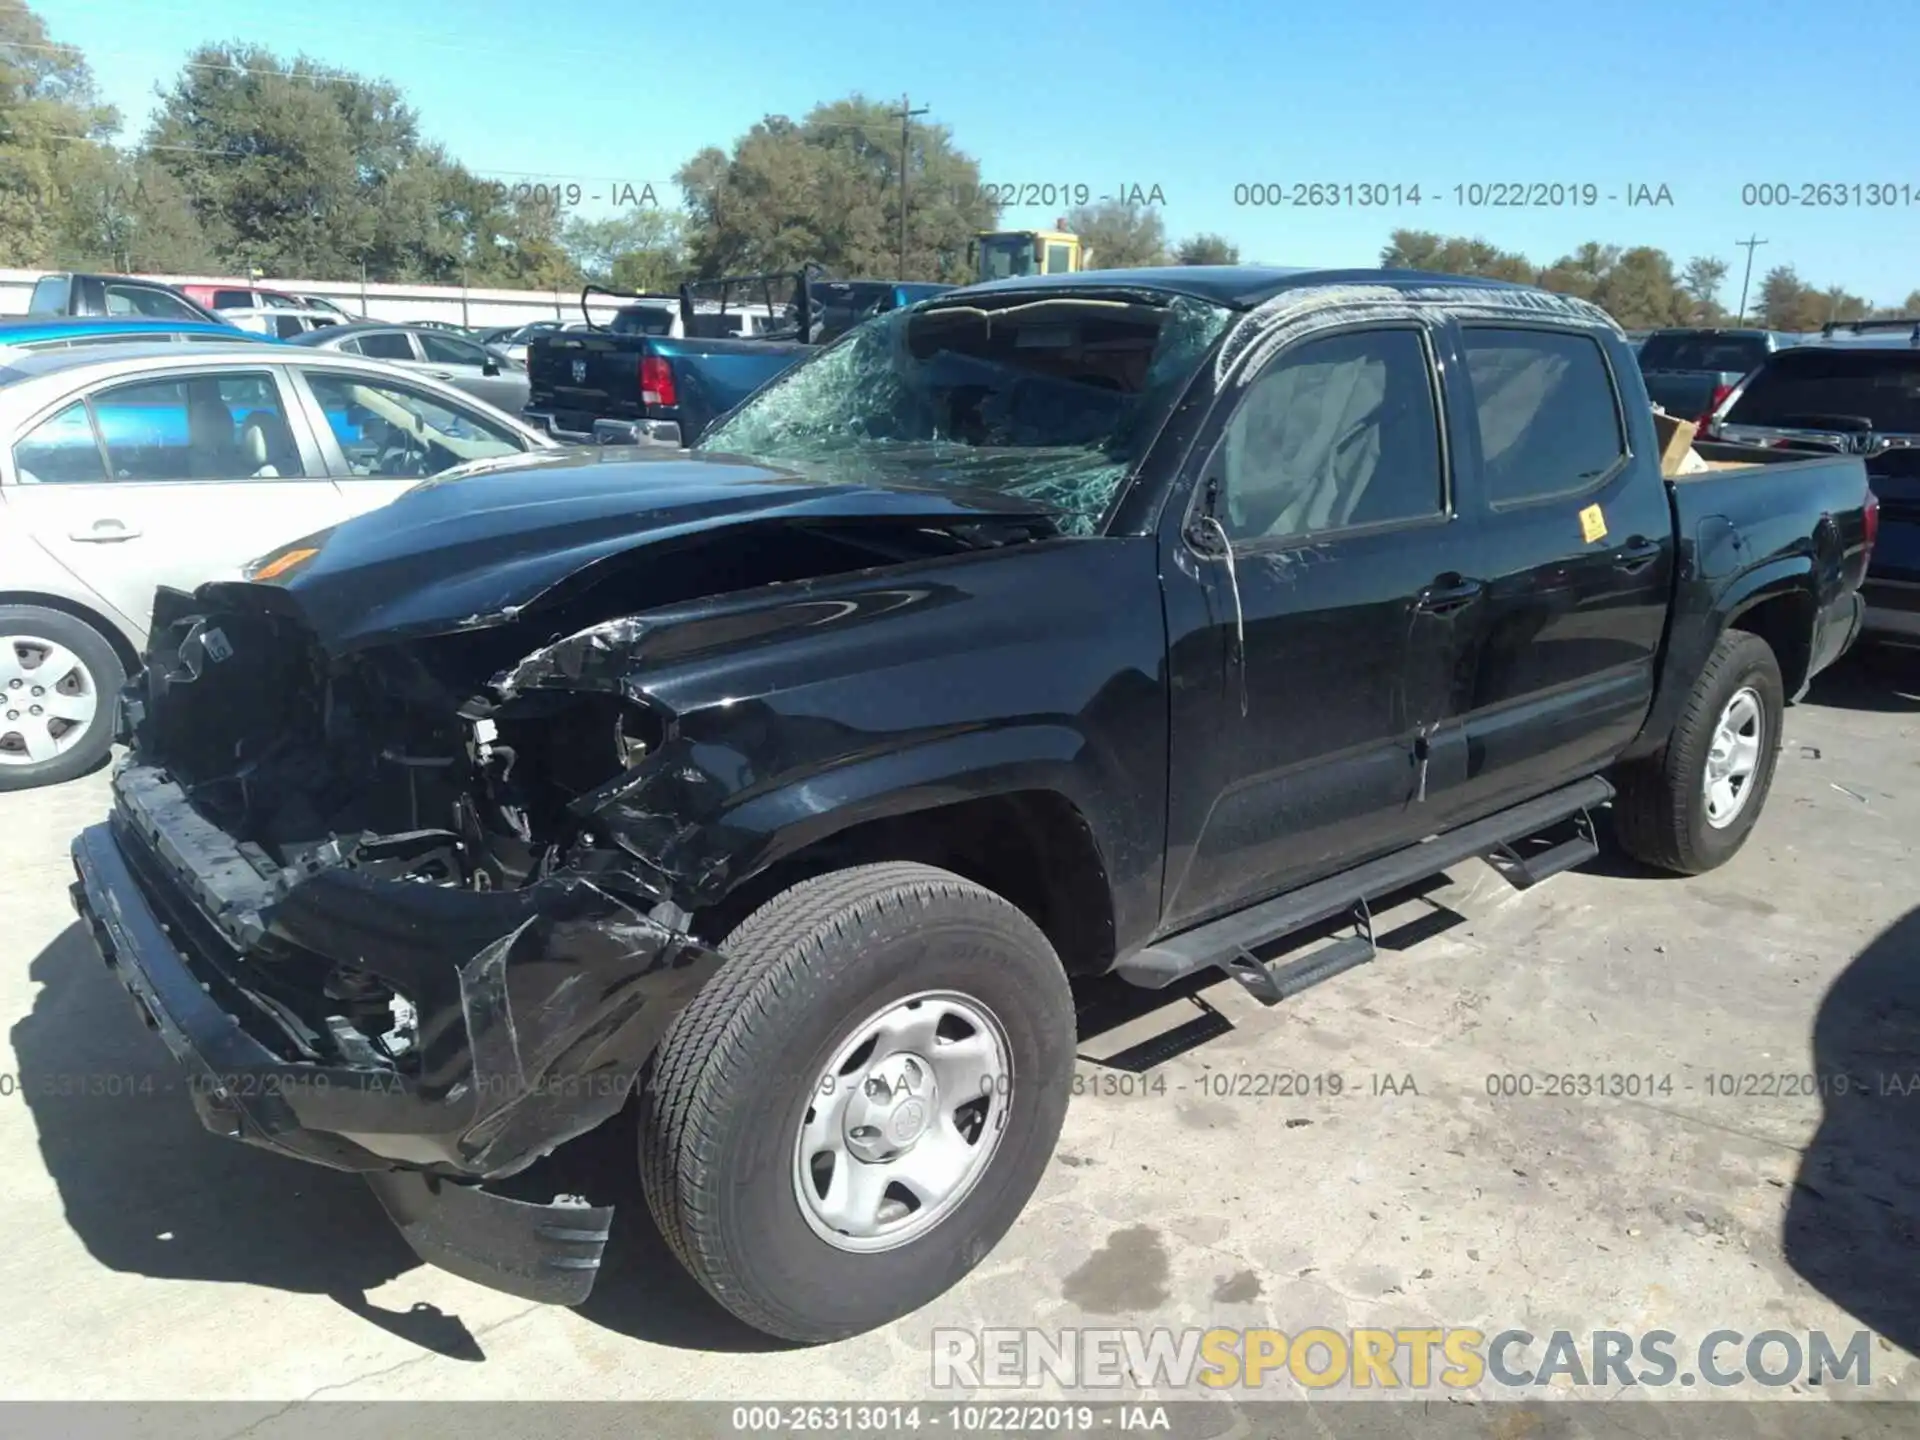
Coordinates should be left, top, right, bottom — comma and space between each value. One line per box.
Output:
958, 265, 1548, 311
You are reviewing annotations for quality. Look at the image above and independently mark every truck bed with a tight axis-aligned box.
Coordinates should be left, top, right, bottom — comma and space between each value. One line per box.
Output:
526, 331, 809, 444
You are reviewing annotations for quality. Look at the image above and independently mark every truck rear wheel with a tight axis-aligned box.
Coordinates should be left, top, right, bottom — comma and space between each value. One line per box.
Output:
1612, 630, 1784, 874
639, 862, 1075, 1342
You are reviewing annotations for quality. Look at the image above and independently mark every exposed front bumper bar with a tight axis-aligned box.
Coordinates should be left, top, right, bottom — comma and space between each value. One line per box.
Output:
70, 821, 614, 1302
522, 411, 682, 447
592, 417, 682, 447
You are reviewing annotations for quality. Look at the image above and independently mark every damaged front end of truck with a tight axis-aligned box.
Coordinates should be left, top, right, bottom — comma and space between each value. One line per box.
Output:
68, 454, 1064, 1304
71, 584, 741, 1303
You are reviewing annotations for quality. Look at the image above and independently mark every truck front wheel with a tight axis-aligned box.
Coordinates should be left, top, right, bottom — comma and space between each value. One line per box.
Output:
1613, 630, 1785, 874
639, 862, 1076, 1342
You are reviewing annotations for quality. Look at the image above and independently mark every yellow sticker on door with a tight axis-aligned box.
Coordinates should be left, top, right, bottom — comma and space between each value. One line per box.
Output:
1579, 504, 1608, 544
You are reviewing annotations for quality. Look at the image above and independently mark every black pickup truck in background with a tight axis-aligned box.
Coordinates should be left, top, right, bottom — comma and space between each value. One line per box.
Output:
524, 272, 953, 446
73, 267, 1872, 1346
1704, 317, 1916, 644
1636, 326, 1799, 424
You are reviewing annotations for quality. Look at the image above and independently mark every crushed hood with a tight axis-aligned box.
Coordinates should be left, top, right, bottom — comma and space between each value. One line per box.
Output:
223, 447, 1055, 653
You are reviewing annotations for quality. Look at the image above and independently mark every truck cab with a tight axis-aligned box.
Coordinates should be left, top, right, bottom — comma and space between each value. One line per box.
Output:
971, 227, 1089, 281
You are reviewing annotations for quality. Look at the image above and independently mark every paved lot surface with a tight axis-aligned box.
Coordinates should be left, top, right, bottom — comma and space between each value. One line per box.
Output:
3, 650, 1918, 1408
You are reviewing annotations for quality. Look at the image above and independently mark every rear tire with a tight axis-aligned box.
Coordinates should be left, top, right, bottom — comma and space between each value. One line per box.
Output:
0, 606, 124, 792
639, 862, 1075, 1343
1613, 630, 1784, 874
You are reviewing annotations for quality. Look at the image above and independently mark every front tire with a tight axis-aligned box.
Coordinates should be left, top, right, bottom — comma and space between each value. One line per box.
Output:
640, 862, 1075, 1343
1613, 630, 1784, 874
0, 606, 125, 792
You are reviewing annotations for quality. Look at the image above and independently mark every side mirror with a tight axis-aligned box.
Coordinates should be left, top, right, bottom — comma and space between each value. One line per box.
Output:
482, 357, 500, 375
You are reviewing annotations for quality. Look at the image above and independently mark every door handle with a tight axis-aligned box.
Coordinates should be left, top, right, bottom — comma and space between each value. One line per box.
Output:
423, 370, 454, 380
1612, 536, 1661, 572
70, 519, 142, 542
1416, 574, 1484, 614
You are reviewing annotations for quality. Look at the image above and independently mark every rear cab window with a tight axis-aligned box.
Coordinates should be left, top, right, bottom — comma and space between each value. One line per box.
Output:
1724, 349, 1920, 434
1459, 328, 1628, 505
28, 276, 70, 315
1638, 333, 1770, 373
103, 283, 202, 321
612, 306, 675, 336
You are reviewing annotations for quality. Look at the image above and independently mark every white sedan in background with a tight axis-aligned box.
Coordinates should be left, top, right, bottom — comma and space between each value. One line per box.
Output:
0, 343, 556, 790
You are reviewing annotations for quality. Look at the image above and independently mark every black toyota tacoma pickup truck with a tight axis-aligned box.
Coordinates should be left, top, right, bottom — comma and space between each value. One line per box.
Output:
70, 267, 1873, 1344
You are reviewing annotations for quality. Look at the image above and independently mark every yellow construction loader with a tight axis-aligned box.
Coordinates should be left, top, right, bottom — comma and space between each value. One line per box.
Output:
969, 225, 1092, 282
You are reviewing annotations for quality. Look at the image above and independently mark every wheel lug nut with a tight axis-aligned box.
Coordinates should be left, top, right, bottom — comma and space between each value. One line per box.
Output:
864, 1077, 889, 1099
29, 705, 41, 716
851, 1124, 879, 1141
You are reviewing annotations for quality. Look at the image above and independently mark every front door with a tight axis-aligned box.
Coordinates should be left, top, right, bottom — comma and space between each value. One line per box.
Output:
4, 367, 345, 638
1160, 324, 1482, 932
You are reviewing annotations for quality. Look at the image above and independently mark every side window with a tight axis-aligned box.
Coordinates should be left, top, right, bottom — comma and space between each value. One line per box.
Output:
1460, 328, 1626, 506
103, 283, 200, 320
418, 332, 487, 365
13, 403, 107, 484
91, 372, 306, 481
355, 331, 417, 362
1045, 243, 1073, 275
304, 371, 525, 478
1214, 328, 1444, 544
212, 289, 254, 309
273, 315, 308, 340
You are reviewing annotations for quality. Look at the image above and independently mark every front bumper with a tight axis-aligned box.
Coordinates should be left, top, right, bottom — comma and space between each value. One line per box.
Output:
69, 770, 724, 1303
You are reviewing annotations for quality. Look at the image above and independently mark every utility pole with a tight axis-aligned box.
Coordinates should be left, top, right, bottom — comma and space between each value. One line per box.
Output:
892, 93, 929, 280
1734, 234, 1769, 324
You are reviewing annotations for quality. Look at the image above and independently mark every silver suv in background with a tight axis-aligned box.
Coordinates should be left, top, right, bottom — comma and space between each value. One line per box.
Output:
0, 343, 554, 790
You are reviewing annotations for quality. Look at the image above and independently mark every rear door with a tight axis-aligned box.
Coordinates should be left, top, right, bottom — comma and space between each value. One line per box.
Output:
4, 367, 344, 632
1160, 322, 1484, 929
1442, 324, 1673, 821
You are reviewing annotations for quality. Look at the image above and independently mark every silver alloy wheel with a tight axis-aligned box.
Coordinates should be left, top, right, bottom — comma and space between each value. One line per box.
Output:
793, 989, 1013, 1254
1702, 686, 1764, 828
0, 636, 98, 766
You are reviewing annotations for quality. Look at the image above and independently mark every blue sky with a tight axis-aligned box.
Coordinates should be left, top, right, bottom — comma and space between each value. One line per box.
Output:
45, 0, 1920, 307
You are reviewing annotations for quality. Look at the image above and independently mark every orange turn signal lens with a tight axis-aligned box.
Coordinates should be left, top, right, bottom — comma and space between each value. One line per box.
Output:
250, 546, 318, 582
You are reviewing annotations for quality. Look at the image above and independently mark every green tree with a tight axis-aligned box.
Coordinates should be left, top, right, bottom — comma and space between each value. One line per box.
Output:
563, 208, 687, 292
676, 97, 994, 282
1066, 200, 1166, 269
1754, 265, 1817, 329
1381, 229, 1534, 282
1591, 246, 1690, 329
0, 0, 119, 265
1175, 232, 1238, 265
1680, 255, 1729, 323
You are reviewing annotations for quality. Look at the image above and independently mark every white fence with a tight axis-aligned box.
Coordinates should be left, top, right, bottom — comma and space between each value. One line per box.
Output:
0, 268, 637, 328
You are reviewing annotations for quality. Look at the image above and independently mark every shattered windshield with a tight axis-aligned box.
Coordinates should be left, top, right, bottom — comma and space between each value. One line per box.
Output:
696, 292, 1233, 532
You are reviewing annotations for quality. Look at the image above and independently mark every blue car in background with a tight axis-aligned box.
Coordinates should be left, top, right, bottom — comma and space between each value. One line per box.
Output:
0, 317, 279, 355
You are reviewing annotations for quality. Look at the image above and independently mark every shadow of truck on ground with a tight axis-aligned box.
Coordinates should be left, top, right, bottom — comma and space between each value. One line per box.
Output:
1785, 902, 1920, 1354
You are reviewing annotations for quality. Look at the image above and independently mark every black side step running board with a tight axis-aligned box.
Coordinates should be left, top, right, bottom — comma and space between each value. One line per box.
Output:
1117, 775, 1612, 1006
